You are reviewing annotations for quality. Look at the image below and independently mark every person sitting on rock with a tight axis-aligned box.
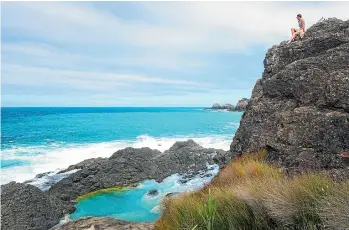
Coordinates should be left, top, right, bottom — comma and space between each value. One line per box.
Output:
289, 14, 305, 42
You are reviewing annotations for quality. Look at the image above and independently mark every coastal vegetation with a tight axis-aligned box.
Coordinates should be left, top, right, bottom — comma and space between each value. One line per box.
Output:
155, 151, 349, 230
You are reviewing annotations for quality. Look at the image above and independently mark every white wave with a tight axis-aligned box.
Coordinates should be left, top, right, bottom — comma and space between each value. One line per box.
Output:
1, 134, 232, 185
25, 169, 79, 191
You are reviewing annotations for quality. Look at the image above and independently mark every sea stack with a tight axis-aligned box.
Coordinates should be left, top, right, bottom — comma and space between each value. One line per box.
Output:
234, 98, 250, 111
210, 103, 234, 110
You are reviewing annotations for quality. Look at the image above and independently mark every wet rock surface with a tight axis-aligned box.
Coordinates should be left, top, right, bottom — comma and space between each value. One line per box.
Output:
147, 189, 159, 196
231, 18, 349, 179
48, 139, 230, 213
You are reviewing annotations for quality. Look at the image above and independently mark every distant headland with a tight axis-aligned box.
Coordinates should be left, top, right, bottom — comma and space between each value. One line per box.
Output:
204, 98, 251, 112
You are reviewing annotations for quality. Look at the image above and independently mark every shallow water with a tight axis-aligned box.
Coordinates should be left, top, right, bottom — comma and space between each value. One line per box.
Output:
70, 165, 219, 222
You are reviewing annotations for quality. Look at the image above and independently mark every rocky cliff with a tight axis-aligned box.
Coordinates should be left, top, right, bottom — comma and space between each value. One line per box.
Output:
231, 18, 349, 179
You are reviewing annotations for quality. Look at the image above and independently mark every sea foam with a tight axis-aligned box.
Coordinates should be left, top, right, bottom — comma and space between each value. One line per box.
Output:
1, 134, 233, 185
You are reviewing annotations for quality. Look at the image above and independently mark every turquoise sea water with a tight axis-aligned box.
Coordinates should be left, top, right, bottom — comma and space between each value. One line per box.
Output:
1, 107, 242, 184
1, 107, 242, 222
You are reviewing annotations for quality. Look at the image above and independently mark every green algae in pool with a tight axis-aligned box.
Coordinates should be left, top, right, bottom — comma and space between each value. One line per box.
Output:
70, 166, 219, 222
71, 185, 160, 222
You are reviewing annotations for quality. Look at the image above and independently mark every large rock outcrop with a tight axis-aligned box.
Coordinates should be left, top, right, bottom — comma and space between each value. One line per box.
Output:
231, 18, 349, 179
234, 98, 250, 111
1, 182, 65, 230
48, 140, 229, 213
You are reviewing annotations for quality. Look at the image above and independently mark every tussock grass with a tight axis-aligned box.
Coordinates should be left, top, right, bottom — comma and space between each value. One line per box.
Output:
318, 181, 349, 229
155, 151, 349, 230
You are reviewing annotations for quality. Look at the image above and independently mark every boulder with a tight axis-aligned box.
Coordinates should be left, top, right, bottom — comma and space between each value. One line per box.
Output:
147, 189, 159, 196
1, 182, 64, 230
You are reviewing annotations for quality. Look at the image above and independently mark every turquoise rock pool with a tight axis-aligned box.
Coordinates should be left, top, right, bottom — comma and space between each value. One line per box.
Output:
70, 164, 219, 222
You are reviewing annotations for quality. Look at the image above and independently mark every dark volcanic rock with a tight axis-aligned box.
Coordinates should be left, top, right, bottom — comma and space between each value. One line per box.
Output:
50, 217, 153, 230
1, 182, 64, 230
35, 171, 53, 178
165, 192, 181, 198
48, 140, 230, 212
231, 18, 349, 179
147, 189, 159, 196
58, 157, 106, 173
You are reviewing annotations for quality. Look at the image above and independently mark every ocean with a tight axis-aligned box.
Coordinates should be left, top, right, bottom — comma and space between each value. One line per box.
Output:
1, 107, 243, 185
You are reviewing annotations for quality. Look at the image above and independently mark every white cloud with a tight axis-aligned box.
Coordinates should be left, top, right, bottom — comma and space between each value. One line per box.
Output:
2, 64, 201, 91
2, 2, 349, 53
2, 42, 206, 72
2, 2, 348, 106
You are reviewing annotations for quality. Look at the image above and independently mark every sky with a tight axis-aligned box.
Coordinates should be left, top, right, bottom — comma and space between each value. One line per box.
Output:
1, 1, 349, 107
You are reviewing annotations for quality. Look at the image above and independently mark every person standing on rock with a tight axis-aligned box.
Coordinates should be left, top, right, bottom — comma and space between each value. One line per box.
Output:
290, 14, 305, 42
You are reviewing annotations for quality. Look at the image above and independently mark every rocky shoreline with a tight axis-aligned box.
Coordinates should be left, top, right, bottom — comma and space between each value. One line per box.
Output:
1, 18, 348, 230
1, 140, 231, 230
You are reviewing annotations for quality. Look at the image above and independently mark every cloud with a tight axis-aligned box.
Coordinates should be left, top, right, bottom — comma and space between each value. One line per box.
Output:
2, 64, 202, 91
3, 2, 349, 53
2, 2, 348, 106
2, 42, 206, 72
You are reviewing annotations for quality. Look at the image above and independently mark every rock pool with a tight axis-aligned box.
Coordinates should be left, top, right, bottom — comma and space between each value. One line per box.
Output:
70, 164, 219, 222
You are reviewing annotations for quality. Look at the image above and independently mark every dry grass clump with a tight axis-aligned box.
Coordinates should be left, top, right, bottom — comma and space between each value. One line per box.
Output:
318, 181, 349, 229
155, 151, 349, 230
